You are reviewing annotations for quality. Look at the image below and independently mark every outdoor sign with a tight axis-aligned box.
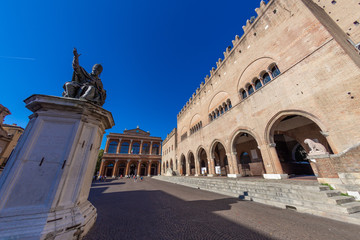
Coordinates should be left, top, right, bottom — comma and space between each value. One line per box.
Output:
215, 166, 221, 174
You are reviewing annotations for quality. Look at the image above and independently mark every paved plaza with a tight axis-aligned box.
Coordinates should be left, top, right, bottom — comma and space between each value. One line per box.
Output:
84, 178, 359, 240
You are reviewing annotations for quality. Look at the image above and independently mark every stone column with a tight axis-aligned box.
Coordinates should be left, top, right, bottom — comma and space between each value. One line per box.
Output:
0, 95, 114, 240
149, 141, 153, 155
104, 138, 110, 154
136, 160, 142, 177
98, 159, 105, 178
227, 152, 241, 178
194, 155, 200, 176
128, 140, 133, 154
157, 161, 161, 175
112, 160, 119, 178
208, 157, 215, 177
158, 143, 161, 156
125, 159, 131, 177
147, 160, 152, 176
262, 143, 288, 179
139, 140, 144, 154
185, 160, 190, 176
116, 138, 122, 153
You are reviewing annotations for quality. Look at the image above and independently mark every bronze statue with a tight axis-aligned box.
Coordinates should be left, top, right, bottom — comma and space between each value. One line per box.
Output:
63, 48, 106, 106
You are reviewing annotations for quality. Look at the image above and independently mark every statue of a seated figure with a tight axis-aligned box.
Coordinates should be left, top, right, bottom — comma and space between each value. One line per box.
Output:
63, 48, 106, 106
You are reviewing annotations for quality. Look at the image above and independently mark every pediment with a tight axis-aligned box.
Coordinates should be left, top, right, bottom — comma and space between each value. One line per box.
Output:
124, 128, 150, 136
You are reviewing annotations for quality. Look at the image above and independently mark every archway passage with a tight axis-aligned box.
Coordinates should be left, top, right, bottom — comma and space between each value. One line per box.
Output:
170, 159, 174, 170
105, 163, 114, 177
198, 148, 209, 175
129, 163, 136, 176
270, 115, 333, 177
212, 142, 228, 176
188, 152, 196, 176
118, 163, 126, 177
233, 132, 265, 176
151, 163, 157, 175
180, 155, 186, 176
140, 164, 147, 176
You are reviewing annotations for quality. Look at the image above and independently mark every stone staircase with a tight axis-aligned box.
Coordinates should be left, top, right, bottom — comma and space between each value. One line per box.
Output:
153, 176, 360, 225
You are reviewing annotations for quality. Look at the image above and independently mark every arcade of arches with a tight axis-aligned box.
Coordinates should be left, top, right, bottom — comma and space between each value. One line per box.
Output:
163, 114, 334, 179
100, 127, 162, 177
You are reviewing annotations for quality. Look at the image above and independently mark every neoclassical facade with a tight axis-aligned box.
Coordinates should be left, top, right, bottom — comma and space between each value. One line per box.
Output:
100, 127, 162, 178
0, 105, 24, 167
162, 0, 360, 192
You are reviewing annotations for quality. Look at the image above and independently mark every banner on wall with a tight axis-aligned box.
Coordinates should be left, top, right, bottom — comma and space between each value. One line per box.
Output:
215, 166, 221, 174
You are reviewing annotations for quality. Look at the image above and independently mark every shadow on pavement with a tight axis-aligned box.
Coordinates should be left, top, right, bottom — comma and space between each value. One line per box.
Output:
84, 182, 274, 240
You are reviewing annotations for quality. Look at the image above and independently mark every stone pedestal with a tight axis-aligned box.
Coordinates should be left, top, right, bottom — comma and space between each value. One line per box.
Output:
0, 95, 114, 240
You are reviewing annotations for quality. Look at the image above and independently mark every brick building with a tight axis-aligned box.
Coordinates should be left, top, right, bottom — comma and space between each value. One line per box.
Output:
100, 127, 162, 178
162, 0, 360, 193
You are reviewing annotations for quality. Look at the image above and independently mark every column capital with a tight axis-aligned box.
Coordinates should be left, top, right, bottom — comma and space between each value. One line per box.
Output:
101, 159, 106, 162
138, 160, 142, 163
231, 152, 237, 155
148, 160, 152, 162
141, 140, 143, 143
127, 159, 131, 162
115, 159, 119, 162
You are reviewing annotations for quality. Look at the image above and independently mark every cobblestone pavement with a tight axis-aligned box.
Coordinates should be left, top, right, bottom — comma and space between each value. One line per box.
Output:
84, 177, 359, 240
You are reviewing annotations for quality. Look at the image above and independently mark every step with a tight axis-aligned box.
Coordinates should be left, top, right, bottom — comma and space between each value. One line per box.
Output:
327, 196, 355, 205
340, 202, 360, 214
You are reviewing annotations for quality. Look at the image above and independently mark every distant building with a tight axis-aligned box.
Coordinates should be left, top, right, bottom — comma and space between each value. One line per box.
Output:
162, 0, 360, 193
0, 105, 24, 167
100, 127, 162, 178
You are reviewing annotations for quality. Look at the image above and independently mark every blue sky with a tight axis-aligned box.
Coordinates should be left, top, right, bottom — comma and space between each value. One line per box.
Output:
1, 0, 264, 149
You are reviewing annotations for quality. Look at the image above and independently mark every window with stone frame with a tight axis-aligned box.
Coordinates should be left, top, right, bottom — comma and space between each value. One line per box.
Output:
108, 141, 118, 153
120, 142, 130, 153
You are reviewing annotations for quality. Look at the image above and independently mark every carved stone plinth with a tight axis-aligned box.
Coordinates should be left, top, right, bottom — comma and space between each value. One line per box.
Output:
0, 95, 114, 240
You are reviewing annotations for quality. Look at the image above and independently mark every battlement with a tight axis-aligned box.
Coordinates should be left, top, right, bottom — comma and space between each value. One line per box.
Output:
163, 128, 177, 145
177, 0, 269, 119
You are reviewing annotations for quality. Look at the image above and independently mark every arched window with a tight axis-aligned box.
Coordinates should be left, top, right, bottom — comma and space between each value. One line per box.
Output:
152, 144, 160, 155
175, 159, 178, 169
254, 79, 262, 90
108, 141, 118, 153
142, 143, 149, 154
224, 104, 228, 112
216, 110, 220, 117
120, 142, 129, 153
263, 72, 272, 85
132, 142, 140, 154
220, 107, 224, 115
248, 85, 254, 95
271, 65, 281, 78
227, 99, 232, 108
240, 89, 247, 99
166, 161, 169, 169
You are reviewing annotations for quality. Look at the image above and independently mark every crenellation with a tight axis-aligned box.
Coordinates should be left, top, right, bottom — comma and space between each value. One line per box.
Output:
210, 67, 216, 77
232, 35, 240, 47
204, 75, 209, 82
216, 58, 223, 68
255, 0, 267, 16
223, 46, 231, 59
